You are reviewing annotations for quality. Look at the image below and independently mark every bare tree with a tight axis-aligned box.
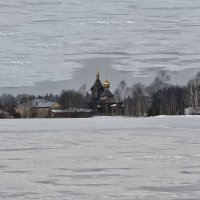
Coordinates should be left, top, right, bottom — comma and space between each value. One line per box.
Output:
186, 72, 200, 114
148, 70, 171, 95
0, 94, 16, 115
131, 83, 148, 117
114, 80, 130, 101
78, 83, 87, 97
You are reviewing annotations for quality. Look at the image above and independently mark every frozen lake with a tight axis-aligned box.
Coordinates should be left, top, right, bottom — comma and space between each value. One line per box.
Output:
0, 116, 200, 199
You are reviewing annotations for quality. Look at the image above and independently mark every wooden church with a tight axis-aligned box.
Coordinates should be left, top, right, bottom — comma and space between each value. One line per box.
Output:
88, 70, 124, 116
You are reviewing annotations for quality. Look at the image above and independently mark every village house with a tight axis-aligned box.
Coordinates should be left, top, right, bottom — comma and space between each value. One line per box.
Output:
16, 99, 63, 118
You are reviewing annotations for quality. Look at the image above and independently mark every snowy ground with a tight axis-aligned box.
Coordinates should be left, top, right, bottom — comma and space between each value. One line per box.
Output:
0, 116, 200, 200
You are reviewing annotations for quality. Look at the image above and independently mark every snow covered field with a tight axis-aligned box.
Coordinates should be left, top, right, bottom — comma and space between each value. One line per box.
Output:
0, 116, 200, 200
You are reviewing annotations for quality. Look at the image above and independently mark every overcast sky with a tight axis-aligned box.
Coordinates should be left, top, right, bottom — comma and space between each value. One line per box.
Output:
1, 0, 200, 95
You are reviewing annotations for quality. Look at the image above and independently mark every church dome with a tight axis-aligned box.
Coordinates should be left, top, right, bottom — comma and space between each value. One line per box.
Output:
103, 79, 110, 89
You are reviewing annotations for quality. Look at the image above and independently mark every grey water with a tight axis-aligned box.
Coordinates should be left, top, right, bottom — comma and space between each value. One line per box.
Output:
0, 116, 200, 199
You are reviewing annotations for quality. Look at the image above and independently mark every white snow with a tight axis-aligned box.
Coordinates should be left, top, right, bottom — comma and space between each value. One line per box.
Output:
0, 116, 200, 199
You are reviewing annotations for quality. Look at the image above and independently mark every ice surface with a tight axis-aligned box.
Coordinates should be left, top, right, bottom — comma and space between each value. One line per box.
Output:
0, 116, 200, 199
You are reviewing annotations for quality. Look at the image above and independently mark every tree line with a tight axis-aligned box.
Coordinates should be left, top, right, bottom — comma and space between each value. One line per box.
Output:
114, 71, 200, 116
0, 86, 90, 118
0, 71, 200, 118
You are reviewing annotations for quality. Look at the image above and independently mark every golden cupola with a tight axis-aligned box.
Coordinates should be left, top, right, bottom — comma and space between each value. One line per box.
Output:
103, 73, 110, 89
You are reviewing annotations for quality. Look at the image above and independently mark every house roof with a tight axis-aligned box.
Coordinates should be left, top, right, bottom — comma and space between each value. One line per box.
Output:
31, 99, 55, 108
18, 99, 60, 108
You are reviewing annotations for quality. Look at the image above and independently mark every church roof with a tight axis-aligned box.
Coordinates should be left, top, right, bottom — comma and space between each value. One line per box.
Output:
90, 78, 104, 92
100, 89, 114, 99
90, 72, 104, 99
